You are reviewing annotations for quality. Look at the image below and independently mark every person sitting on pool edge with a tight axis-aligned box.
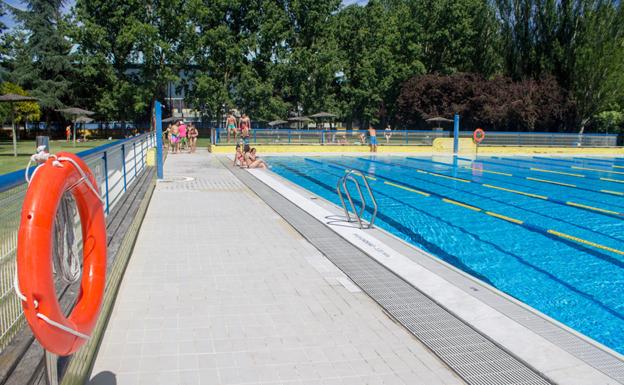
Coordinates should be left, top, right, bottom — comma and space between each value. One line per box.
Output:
245, 147, 268, 169
234, 144, 246, 167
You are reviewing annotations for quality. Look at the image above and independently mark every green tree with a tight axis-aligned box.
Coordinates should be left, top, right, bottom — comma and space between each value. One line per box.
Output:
9, 0, 74, 122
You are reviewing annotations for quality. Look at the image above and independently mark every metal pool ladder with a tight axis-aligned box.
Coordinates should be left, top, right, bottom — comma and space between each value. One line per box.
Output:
336, 170, 378, 229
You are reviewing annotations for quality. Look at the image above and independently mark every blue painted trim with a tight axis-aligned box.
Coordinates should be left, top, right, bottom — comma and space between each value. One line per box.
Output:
0, 133, 150, 193
453, 114, 460, 154
155, 101, 164, 179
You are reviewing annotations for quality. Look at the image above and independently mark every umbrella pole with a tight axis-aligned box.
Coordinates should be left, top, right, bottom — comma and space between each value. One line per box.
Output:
73, 120, 76, 147
11, 103, 17, 157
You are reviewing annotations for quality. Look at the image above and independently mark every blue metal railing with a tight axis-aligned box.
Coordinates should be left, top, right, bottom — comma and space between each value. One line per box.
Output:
211, 128, 618, 147
215, 128, 448, 146
0, 132, 156, 352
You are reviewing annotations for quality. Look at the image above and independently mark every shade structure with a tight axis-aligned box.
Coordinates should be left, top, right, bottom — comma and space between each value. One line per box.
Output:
426, 116, 453, 123
57, 107, 95, 116
0, 93, 38, 103
287, 116, 311, 130
58, 107, 95, 146
0, 93, 39, 157
426, 116, 453, 130
268, 120, 288, 127
162, 116, 179, 123
74, 116, 94, 124
309, 111, 336, 118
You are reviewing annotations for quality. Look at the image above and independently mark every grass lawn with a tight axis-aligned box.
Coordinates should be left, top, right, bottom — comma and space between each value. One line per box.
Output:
0, 139, 113, 175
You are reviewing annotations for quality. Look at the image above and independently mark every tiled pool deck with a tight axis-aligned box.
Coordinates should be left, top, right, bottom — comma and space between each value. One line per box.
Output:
90, 153, 464, 385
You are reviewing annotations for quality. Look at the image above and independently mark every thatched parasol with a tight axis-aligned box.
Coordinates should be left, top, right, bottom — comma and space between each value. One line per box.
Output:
162, 116, 179, 123
57, 107, 95, 146
0, 93, 39, 157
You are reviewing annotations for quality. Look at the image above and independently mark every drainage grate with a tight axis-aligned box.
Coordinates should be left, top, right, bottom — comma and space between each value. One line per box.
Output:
228, 161, 552, 385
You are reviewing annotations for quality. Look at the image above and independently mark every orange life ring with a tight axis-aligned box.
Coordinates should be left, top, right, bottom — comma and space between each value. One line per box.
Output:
17, 152, 106, 356
473, 128, 485, 144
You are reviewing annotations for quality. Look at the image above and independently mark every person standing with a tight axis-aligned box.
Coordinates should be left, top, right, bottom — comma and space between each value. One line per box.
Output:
368, 125, 377, 153
171, 122, 180, 153
65, 125, 71, 142
226, 113, 237, 143
178, 120, 188, 151
240, 113, 251, 145
384, 125, 392, 144
188, 124, 199, 153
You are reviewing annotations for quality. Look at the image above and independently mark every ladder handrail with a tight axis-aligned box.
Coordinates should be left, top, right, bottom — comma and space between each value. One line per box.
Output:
335, 169, 378, 229
342, 175, 365, 229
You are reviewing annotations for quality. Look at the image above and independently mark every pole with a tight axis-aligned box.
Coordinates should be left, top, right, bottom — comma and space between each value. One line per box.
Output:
11, 103, 17, 157
155, 100, 164, 179
453, 114, 460, 155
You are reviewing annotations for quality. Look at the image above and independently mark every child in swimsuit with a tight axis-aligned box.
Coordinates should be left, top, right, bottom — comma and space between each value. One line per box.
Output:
234, 144, 245, 167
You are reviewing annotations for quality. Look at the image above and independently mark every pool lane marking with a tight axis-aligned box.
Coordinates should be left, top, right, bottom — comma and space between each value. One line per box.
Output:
529, 168, 585, 177
492, 157, 624, 182
461, 166, 512, 176
383, 181, 430, 196
565, 202, 620, 216
546, 230, 624, 256
481, 184, 548, 200
571, 166, 624, 175
602, 189, 624, 196
412, 157, 624, 192
375, 158, 624, 218
525, 177, 577, 187
442, 198, 481, 211
318, 159, 624, 257
600, 177, 624, 184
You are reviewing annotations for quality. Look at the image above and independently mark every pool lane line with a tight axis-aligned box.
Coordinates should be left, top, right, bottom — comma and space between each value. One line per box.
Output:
452, 156, 624, 196
358, 159, 624, 242
573, 157, 624, 167
370, 158, 624, 219
312, 158, 624, 259
406, 157, 624, 207
496, 157, 624, 183
295, 161, 624, 321
496, 156, 624, 178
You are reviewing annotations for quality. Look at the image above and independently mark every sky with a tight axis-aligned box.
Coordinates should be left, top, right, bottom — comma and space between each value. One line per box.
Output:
2, 0, 369, 30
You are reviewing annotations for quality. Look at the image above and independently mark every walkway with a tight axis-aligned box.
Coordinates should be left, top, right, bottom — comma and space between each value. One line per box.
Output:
89, 152, 463, 385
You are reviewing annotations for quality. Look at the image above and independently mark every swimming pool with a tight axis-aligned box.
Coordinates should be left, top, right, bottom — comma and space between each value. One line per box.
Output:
267, 155, 624, 355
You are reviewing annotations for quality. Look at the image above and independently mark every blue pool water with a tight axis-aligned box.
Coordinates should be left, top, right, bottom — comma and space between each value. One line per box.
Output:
267, 155, 624, 354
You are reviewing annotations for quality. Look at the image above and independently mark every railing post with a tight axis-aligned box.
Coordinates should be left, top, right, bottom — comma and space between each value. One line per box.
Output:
253, 129, 257, 144
133, 142, 137, 179
103, 151, 109, 214
122, 144, 127, 192
321, 130, 325, 145
141, 138, 145, 171
155, 101, 164, 179
453, 114, 459, 155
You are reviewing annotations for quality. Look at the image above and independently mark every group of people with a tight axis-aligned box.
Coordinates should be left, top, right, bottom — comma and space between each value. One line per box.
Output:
226, 113, 252, 144
166, 120, 199, 153
233, 144, 268, 169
